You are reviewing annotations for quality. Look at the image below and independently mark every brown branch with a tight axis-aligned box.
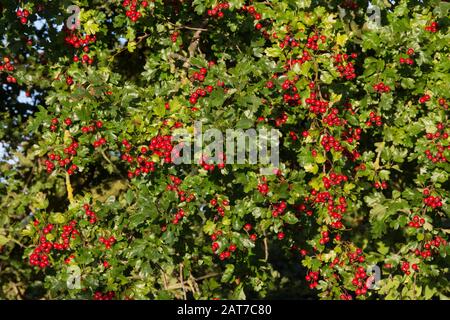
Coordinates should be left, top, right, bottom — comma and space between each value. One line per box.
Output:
179, 263, 187, 300
183, 29, 204, 69
169, 52, 189, 63
263, 231, 269, 262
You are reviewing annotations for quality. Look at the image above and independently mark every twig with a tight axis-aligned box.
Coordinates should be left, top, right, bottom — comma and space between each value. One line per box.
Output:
168, 52, 189, 63
108, 33, 151, 65
177, 25, 208, 32
179, 263, 187, 300
161, 270, 168, 290
263, 231, 269, 262
182, 23, 207, 69
65, 171, 74, 204
166, 272, 220, 290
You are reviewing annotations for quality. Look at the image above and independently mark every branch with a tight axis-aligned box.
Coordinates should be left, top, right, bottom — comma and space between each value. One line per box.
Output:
168, 52, 189, 63
179, 263, 187, 300
263, 231, 269, 262
177, 25, 208, 32
183, 29, 204, 69
65, 171, 74, 204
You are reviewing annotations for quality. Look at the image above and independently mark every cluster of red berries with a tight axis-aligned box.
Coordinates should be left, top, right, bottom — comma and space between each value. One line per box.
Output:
296, 203, 314, 217
241, 5, 266, 31
199, 153, 226, 172
56, 222, 79, 250
274, 112, 288, 127
29, 245, 51, 268
423, 195, 442, 208
0, 57, 17, 84
280, 81, 301, 106
351, 266, 369, 296
438, 98, 448, 109
347, 248, 365, 264
419, 94, 430, 104
342, 127, 362, 144
172, 208, 186, 225
210, 231, 237, 260
207, 2, 229, 18
29, 221, 79, 268
81, 120, 103, 133
170, 31, 179, 43
366, 111, 382, 127
121, 144, 157, 178
65, 75, 74, 86
373, 82, 391, 93
122, 0, 149, 22
49, 117, 70, 131
400, 261, 419, 275
243, 224, 257, 242
306, 93, 329, 114
64, 254, 76, 264
374, 181, 388, 189
323, 108, 345, 127
93, 291, 115, 300
166, 176, 195, 203
425, 21, 438, 32
44, 141, 79, 175
191, 67, 209, 83
408, 214, 425, 228
340, 293, 353, 300
307, 191, 347, 229
305, 271, 319, 289
99, 236, 116, 249
148, 135, 174, 162
322, 172, 348, 189
188, 85, 213, 107
334, 53, 357, 80
270, 201, 286, 218
319, 231, 330, 245
306, 34, 326, 50
289, 131, 298, 141
16, 8, 30, 24
59, 138, 78, 156
241, 5, 261, 20
64, 32, 96, 65
258, 179, 269, 195
341, 0, 358, 10
82, 204, 97, 224
92, 137, 107, 148
413, 236, 447, 260
321, 134, 343, 152
281, 51, 312, 71
424, 145, 448, 164
210, 198, 229, 217
279, 35, 301, 49
399, 48, 414, 65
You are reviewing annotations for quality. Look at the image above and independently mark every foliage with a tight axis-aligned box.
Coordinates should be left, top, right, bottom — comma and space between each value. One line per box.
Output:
0, 0, 449, 300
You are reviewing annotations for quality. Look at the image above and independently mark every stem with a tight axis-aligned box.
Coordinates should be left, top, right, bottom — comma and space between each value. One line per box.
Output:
179, 263, 187, 299
65, 171, 74, 204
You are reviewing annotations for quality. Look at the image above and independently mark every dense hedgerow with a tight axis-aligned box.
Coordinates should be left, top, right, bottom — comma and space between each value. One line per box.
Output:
0, 0, 449, 300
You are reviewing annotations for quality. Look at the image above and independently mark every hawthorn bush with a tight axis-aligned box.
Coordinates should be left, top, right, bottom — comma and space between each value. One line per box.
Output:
0, 0, 449, 300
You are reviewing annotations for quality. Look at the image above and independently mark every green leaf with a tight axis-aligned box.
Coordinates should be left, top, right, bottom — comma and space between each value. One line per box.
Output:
221, 264, 235, 283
